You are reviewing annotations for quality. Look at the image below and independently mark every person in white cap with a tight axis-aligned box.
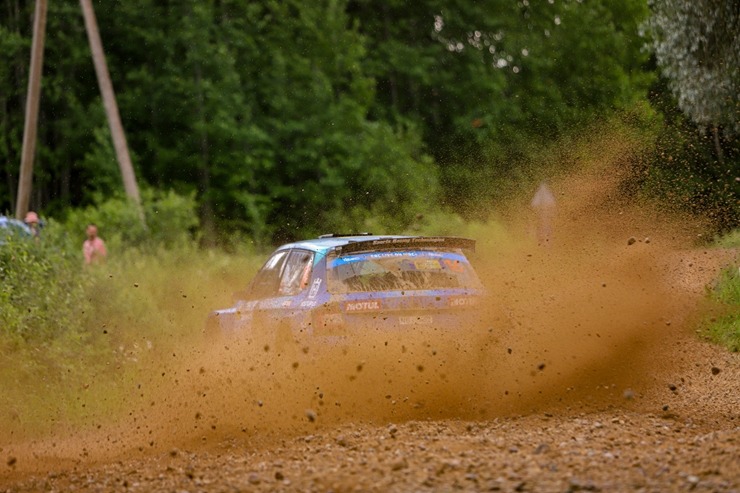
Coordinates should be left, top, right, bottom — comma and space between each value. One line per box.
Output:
530, 182, 556, 245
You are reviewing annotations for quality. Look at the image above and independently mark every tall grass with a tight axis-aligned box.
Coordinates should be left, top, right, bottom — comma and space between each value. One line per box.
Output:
701, 231, 740, 352
0, 191, 268, 439
0, 241, 264, 439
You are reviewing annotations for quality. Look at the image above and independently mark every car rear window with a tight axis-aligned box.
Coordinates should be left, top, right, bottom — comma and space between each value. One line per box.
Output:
327, 250, 483, 293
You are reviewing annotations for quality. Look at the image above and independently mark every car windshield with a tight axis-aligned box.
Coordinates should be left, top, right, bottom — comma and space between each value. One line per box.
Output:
327, 250, 483, 294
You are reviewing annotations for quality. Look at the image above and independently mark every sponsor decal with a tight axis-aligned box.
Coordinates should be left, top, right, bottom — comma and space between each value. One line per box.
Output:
449, 296, 479, 307
308, 278, 322, 298
399, 315, 434, 325
344, 300, 381, 312
442, 258, 466, 272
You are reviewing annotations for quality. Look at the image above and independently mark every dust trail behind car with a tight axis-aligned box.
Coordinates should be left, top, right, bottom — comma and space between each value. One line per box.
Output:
161, 161, 721, 437
1, 161, 730, 474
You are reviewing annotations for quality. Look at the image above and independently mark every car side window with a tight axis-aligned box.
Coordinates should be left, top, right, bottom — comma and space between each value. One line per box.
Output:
249, 250, 289, 299
279, 250, 314, 296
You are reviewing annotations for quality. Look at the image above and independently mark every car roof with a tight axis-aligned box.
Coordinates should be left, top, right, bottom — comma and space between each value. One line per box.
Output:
276, 235, 411, 253
275, 234, 475, 255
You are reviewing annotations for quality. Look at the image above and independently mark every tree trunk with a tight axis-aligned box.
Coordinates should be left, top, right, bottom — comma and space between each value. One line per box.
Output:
79, 0, 144, 222
15, 0, 47, 220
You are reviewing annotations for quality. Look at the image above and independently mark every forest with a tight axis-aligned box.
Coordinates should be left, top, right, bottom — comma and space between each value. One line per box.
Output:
0, 0, 736, 244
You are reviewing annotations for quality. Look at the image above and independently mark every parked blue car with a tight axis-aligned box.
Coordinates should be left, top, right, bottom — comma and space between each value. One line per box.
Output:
0, 216, 33, 245
206, 234, 487, 353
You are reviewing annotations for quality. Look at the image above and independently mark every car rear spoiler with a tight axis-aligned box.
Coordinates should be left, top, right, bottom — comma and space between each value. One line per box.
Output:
333, 236, 476, 256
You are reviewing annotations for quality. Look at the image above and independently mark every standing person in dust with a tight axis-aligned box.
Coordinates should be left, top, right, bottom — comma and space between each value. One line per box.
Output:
83, 224, 107, 265
530, 182, 557, 245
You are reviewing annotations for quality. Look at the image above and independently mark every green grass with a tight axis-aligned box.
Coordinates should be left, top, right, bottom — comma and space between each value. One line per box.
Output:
701, 229, 740, 352
714, 229, 740, 249
702, 263, 740, 352
704, 313, 740, 352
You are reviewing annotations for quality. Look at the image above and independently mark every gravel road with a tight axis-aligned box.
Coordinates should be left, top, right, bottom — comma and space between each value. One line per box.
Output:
1, 331, 737, 493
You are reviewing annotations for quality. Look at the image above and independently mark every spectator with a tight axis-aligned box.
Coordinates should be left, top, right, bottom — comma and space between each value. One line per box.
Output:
24, 211, 41, 239
530, 181, 557, 245
83, 224, 107, 265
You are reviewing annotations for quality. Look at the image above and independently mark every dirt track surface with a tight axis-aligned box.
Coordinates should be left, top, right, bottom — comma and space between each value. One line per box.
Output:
1, 331, 738, 492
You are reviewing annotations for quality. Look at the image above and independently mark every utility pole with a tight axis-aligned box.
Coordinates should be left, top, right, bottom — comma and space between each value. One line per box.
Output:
79, 0, 143, 218
15, 0, 47, 220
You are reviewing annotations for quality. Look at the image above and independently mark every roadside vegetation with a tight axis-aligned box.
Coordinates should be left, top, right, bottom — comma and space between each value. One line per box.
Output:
0, 216, 261, 437
701, 232, 740, 352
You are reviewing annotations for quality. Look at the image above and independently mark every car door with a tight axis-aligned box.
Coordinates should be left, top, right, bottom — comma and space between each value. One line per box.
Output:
253, 249, 315, 340
233, 249, 290, 330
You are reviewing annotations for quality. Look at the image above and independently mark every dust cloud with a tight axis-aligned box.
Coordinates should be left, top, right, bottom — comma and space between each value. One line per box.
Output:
1, 158, 730, 474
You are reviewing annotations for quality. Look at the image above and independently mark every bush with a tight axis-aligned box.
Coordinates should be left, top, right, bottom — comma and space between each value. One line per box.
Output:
0, 190, 203, 438
0, 236, 260, 438
0, 221, 91, 346
62, 188, 200, 253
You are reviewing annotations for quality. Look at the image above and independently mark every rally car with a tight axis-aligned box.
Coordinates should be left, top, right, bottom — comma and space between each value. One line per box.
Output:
205, 234, 487, 352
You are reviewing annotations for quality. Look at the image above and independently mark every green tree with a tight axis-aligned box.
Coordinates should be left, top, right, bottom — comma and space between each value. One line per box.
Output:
637, 0, 739, 232
644, 0, 739, 136
0, 0, 657, 239
349, 0, 653, 211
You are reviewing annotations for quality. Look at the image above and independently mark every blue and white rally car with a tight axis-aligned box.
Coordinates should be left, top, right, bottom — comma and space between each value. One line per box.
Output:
206, 234, 487, 352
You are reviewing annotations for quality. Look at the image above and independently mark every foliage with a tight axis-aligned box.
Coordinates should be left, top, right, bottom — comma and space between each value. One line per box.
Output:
55, 0, 436, 243
0, 227, 261, 437
349, 0, 653, 210
625, 1, 740, 236
643, 0, 740, 135
0, 188, 201, 356
714, 229, 740, 248
699, 229, 740, 352
703, 262, 740, 352
62, 188, 200, 252
639, 1, 739, 237
0, 185, 201, 428
629, 78, 739, 234
0, 221, 91, 346
0, 0, 659, 241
